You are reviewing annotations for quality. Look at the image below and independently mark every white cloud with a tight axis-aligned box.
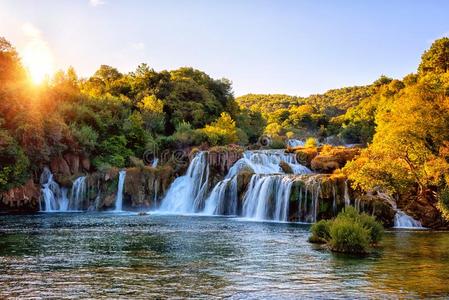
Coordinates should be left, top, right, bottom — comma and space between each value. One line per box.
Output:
89, 0, 105, 7
131, 42, 145, 50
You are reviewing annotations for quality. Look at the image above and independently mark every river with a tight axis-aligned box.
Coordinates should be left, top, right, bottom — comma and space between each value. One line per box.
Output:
0, 213, 448, 299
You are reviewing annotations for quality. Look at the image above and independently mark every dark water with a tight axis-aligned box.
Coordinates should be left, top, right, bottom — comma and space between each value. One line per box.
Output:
0, 213, 448, 299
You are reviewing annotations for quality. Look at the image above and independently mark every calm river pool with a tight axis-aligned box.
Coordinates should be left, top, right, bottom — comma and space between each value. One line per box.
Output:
0, 213, 448, 299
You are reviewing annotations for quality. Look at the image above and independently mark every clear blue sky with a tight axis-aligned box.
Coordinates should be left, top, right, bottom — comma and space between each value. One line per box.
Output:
1, 0, 448, 96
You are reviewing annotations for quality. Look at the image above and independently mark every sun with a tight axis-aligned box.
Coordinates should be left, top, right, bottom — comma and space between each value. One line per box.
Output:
22, 43, 55, 84
20, 23, 55, 84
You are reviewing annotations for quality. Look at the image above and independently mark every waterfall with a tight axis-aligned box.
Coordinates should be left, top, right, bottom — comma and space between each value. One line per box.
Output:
202, 150, 311, 219
40, 168, 90, 212
203, 176, 238, 215
40, 168, 63, 212
241, 175, 294, 222
376, 191, 424, 229
231, 150, 311, 175
158, 152, 209, 213
60, 188, 69, 211
394, 210, 423, 228
296, 176, 321, 223
114, 170, 127, 212
69, 176, 86, 211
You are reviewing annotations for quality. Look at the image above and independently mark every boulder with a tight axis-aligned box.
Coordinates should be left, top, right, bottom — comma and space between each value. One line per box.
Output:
279, 161, 293, 174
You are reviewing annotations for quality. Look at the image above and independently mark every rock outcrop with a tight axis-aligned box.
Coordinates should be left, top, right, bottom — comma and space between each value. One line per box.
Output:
287, 145, 360, 173
0, 180, 40, 212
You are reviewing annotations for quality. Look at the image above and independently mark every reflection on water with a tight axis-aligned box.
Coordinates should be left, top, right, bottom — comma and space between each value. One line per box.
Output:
0, 213, 448, 299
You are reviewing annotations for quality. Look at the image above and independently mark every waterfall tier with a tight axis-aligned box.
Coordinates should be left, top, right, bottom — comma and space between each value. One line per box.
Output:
158, 152, 210, 213
394, 210, 423, 228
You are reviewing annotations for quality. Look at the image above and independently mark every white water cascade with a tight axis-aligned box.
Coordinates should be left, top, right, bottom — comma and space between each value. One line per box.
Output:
376, 191, 424, 229
344, 181, 351, 207
296, 176, 322, 223
242, 175, 294, 221
203, 150, 312, 220
394, 210, 423, 229
40, 168, 63, 212
69, 176, 86, 211
114, 170, 127, 212
158, 152, 210, 213
40, 168, 88, 212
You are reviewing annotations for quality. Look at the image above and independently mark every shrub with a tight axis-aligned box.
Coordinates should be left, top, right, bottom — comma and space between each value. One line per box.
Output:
308, 206, 384, 255
358, 213, 384, 244
329, 217, 370, 254
309, 220, 331, 244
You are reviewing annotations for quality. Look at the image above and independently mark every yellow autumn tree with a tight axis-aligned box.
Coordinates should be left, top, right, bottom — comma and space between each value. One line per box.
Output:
202, 112, 238, 146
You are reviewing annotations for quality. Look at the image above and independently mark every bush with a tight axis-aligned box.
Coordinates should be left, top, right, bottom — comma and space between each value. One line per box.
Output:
309, 220, 331, 244
358, 213, 384, 244
329, 217, 370, 254
308, 206, 384, 255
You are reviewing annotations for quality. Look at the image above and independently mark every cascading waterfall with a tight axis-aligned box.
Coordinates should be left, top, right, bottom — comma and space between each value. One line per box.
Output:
394, 210, 423, 228
376, 191, 424, 229
242, 175, 294, 221
69, 176, 86, 211
40, 168, 63, 212
296, 177, 321, 223
202, 150, 311, 219
158, 152, 209, 213
114, 170, 127, 212
40, 168, 88, 212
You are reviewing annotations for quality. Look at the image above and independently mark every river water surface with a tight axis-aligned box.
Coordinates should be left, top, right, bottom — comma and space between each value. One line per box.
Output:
0, 213, 448, 299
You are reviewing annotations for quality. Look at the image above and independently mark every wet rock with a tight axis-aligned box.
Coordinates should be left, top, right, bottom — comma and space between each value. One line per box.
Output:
279, 161, 293, 174
355, 194, 396, 227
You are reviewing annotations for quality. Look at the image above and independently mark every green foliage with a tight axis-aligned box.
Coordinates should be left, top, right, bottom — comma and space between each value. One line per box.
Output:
309, 207, 384, 255
309, 220, 331, 243
171, 121, 207, 147
437, 186, 449, 221
70, 124, 98, 152
92, 135, 133, 169
329, 217, 370, 254
0, 127, 29, 191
